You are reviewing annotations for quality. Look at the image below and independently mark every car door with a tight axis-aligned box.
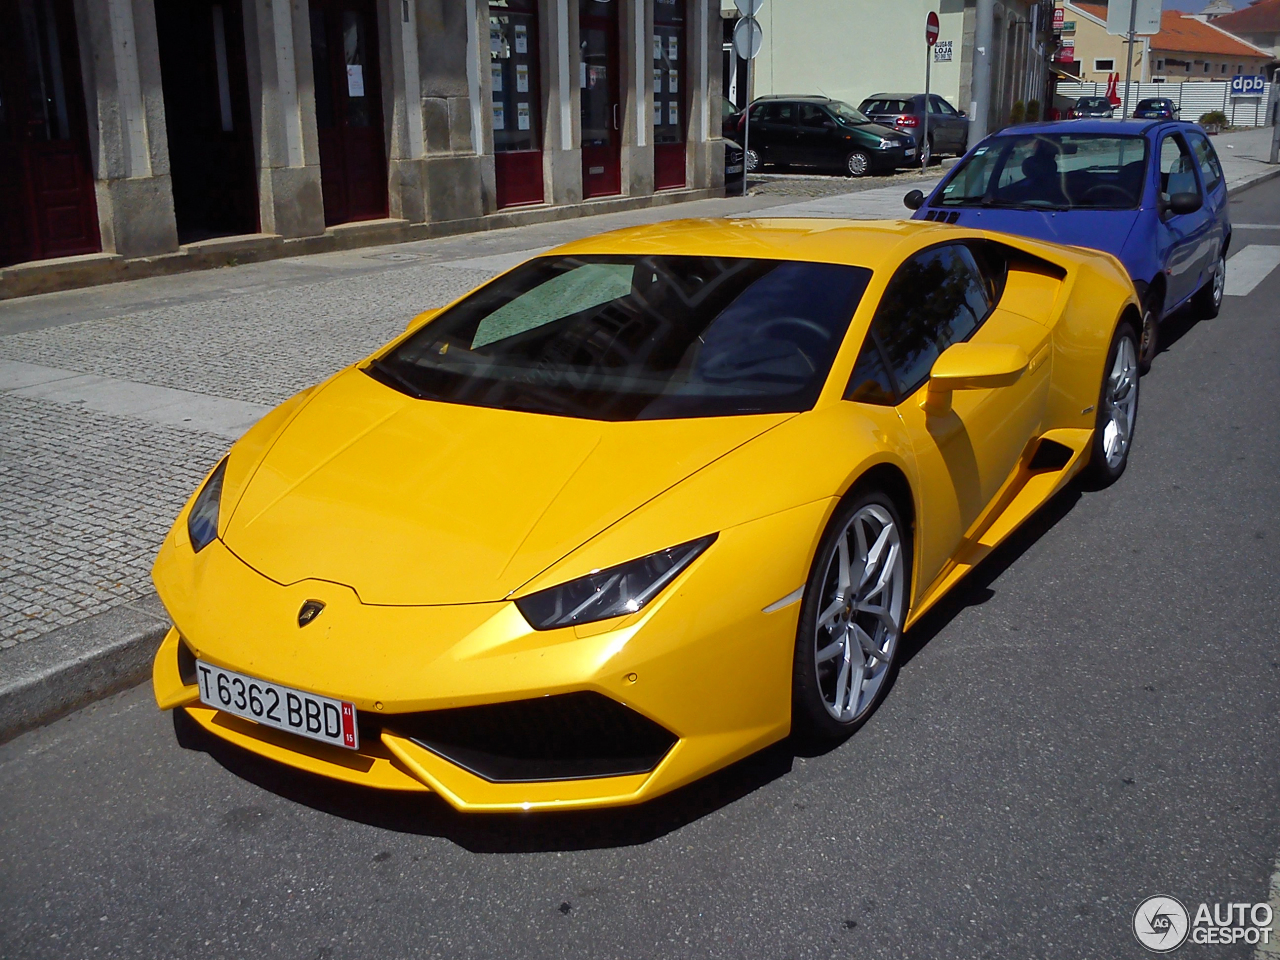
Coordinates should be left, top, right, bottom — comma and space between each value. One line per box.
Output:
928, 95, 963, 153
796, 103, 839, 168
845, 243, 1051, 591
1156, 132, 1212, 308
1186, 129, 1229, 267
750, 101, 798, 164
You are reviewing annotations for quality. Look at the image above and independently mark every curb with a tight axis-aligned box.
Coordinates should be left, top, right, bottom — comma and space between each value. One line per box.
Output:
0, 596, 170, 744
1228, 165, 1280, 198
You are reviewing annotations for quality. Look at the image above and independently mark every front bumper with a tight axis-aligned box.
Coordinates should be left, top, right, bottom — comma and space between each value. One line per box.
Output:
152, 502, 830, 811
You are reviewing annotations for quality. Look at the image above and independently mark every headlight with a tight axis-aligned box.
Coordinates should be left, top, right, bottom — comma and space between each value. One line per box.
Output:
187, 458, 227, 553
878, 139, 898, 150
515, 534, 717, 630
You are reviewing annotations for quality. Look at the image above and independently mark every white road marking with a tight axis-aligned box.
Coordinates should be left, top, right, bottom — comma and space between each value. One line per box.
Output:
1225, 245, 1280, 297
0, 359, 269, 439
1231, 223, 1280, 231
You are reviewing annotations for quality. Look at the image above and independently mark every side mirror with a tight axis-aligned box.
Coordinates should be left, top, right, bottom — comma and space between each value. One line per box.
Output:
904, 189, 925, 211
1162, 192, 1202, 216
921, 342, 1029, 415
958, 110, 968, 118
405, 307, 441, 333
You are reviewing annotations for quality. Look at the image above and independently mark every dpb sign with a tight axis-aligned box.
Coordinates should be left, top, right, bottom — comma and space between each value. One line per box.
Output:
1230, 75, 1267, 97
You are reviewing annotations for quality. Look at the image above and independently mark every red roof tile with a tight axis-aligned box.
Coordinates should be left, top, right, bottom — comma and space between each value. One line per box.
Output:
1150, 10, 1271, 57
1213, 0, 1280, 35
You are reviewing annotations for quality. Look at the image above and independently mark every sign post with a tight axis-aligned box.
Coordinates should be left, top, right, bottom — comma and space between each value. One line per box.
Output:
732, 1, 764, 197
924, 11, 939, 168
1106, 0, 1161, 119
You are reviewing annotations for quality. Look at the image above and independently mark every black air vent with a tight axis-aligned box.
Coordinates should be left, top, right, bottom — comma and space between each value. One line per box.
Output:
387, 692, 678, 783
1028, 438, 1074, 472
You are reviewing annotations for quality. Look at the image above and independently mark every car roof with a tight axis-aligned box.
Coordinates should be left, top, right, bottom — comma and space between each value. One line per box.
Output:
864, 93, 922, 100
989, 118, 1160, 136
544, 218, 1099, 274
752, 95, 833, 102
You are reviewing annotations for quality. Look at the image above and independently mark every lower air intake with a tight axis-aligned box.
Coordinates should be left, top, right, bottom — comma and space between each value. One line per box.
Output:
387, 691, 678, 783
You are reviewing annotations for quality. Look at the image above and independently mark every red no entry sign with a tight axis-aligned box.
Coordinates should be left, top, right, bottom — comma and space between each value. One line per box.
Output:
926, 11, 939, 45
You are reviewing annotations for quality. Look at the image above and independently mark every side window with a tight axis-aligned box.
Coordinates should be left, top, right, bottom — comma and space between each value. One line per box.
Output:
1188, 132, 1223, 193
756, 102, 795, 125
798, 103, 829, 128
844, 334, 897, 405
935, 97, 959, 116
870, 245, 993, 397
1159, 135, 1200, 200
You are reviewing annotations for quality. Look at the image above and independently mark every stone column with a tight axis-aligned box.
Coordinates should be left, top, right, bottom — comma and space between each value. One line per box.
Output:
541, 0, 582, 205
620, 0, 653, 196
381, 0, 428, 223
417, 0, 488, 221
241, 0, 326, 239
73, 0, 179, 257
689, 0, 721, 191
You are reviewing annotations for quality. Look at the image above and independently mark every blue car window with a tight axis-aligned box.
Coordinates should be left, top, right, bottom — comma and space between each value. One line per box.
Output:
1188, 133, 1224, 193
1160, 135, 1200, 199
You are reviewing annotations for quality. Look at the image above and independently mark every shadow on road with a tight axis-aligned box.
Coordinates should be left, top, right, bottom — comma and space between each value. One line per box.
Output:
174, 481, 1084, 851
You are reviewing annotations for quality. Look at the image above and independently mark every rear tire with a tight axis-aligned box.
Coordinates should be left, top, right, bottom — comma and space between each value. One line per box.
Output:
1192, 252, 1226, 320
744, 148, 761, 172
1083, 320, 1140, 488
1138, 307, 1159, 375
792, 488, 911, 745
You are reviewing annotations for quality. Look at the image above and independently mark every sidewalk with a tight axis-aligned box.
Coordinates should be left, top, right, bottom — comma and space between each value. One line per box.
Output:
1, 144, 1277, 741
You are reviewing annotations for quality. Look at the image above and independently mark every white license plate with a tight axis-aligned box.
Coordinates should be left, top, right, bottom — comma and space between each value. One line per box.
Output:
195, 660, 358, 750
726, 164, 743, 174
905, 148, 917, 156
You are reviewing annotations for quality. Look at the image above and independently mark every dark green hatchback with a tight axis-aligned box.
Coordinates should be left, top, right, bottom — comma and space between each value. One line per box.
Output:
737, 96, 917, 177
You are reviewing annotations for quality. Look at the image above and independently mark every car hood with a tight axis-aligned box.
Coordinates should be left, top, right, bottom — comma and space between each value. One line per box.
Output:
924, 207, 1141, 260
220, 367, 791, 605
855, 121, 909, 140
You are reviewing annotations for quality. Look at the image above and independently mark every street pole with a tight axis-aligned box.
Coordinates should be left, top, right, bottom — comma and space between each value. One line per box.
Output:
970, 0, 995, 147
1121, 0, 1137, 119
923, 36, 932, 168
742, 53, 751, 196
1270, 75, 1279, 165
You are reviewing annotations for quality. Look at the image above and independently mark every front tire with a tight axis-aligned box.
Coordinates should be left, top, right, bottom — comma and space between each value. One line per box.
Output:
1083, 320, 1140, 487
744, 148, 761, 173
792, 489, 911, 745
845, 150, 871, 178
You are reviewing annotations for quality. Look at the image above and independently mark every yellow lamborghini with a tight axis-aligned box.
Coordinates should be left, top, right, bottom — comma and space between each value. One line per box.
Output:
152, 218, 1142, 812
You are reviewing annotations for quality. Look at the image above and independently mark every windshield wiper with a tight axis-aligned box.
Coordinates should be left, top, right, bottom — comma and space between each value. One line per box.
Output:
982, 199, 1071, 212
366, 357, 431, 400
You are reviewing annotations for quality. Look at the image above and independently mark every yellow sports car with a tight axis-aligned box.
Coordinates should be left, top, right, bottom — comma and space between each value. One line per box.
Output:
152, 219, 1141, 812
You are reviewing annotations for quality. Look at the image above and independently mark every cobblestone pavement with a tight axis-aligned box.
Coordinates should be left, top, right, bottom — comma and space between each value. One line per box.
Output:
2, 178, 936, 654
744, 162, 951, 199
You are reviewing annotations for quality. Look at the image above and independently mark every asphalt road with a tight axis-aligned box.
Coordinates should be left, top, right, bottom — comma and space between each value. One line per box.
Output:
3, 180, 1280, 960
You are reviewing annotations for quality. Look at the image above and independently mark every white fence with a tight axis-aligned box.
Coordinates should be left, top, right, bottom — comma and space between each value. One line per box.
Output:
1056, 81, 1276, 127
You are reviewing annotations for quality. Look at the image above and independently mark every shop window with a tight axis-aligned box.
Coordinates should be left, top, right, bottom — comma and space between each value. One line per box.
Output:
653, 0, 685, 190
490, 0, 544, 207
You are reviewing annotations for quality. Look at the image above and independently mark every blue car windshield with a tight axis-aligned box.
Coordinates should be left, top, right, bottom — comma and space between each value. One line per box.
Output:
372, 255, 872, 421
937, 133, 1148, 210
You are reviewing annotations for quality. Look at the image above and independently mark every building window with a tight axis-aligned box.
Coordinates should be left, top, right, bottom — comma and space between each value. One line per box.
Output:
1156, 58, 1164, 70
1204, 62, 1211, 73
1094, 58, 1115, 72
1237, 64, 1244, 74
1220, 63, 1228, 74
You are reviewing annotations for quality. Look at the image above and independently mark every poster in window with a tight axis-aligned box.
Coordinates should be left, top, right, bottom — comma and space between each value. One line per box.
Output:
580, 61, 587, 88
491, 63, 503, 92
653, 99, 662, 124
668, 101, 678, 125
346, 64, 365, 98
652, 36, 662, 60
653, 67, 663, 93
667, 35, 678, 60
517, 102, 530, 130
668, 69, 678, 94
493, 102, 505, 129
516, 63, 529, 92
514, 23, 528, 54
490, 25, 502, 56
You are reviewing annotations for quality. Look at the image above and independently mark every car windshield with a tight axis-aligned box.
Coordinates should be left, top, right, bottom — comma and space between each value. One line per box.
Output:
936, 133, 1148, 210
829, 101, 871, 123
1136, 99, 1168, 109
373, 255, 872, 421
861, 98, 913, 115
1078, 98, 1110, 108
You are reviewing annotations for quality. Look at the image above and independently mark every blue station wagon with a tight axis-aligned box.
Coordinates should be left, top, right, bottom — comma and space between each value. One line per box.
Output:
905, 119, 1231, 370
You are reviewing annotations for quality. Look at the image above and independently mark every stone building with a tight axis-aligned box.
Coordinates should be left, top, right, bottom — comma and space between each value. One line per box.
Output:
0, 0, 724, 274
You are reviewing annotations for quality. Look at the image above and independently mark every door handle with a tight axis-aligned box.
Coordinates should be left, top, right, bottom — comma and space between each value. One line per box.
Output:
612, 103, 619, 131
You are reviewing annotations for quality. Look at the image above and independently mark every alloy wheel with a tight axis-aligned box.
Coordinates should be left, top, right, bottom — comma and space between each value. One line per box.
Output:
1102, 335, 1139, 469
744, 148, 760, 172
813, 504, 905, 722
846, 151, 869, 177
1212, 253, 1226, 309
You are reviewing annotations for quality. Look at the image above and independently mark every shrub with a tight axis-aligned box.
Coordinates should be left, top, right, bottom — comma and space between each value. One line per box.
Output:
1010, 100, 1026, 124
1199, 110, 1228, 127
1026, 99, 1041, 121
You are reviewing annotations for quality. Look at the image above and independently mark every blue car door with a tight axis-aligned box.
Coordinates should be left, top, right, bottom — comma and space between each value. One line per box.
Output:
1186, 129, 1229, 268
1156, 132, 1212, 309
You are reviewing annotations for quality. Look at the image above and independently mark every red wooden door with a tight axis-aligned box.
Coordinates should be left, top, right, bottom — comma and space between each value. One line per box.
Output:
0, 0, 100, 267
309, 0, 388, 225
579, 0, 621, 198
